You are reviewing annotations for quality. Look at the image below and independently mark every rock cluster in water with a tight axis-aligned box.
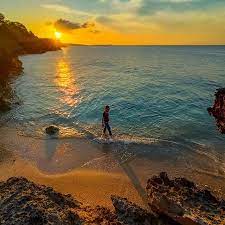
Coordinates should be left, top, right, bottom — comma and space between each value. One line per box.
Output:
208, 88, 225, 134
0, 173, 224, 225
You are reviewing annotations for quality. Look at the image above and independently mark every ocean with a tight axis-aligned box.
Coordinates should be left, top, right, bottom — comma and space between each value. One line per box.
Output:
1, 46, 225, 182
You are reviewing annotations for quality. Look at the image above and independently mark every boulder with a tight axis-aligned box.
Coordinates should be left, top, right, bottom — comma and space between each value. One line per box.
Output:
146, 172, 225, 225
45, 126, 59, 135
0, 177, 81, 225
0, 97, 11, 112
208, 88, 225, 133
1, 174, 225, 225
111, 195, 180, 225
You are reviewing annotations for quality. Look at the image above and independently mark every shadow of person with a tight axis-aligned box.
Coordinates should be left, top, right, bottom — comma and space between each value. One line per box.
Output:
44, 134, 59, 161
100, 142, 149, 208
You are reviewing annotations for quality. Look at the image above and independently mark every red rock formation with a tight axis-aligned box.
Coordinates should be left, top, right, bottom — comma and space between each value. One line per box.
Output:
208, 88, 225, 134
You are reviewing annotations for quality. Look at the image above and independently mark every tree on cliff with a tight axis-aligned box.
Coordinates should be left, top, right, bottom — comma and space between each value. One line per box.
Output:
0, 12, 61, 57
0, 13, 5, 23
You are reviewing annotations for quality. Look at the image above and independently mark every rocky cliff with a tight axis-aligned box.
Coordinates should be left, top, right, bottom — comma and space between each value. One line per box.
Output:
0, 13, 61, 76
0, 173, 224, 225
0, 13, 62, 113
208, 88, 225, 134
146, 172, 225, 225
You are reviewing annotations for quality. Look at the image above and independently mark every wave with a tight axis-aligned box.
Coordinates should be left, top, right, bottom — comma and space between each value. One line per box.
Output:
1, 118, 225, 180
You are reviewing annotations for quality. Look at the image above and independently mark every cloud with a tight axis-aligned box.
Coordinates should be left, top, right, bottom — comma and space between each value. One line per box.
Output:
41, 4, 74, 14
95, 3, 225, 36
40, 4, 91, 18
151, 0, 194, 2
54, 19, 95, 32
137, 0, 225, 16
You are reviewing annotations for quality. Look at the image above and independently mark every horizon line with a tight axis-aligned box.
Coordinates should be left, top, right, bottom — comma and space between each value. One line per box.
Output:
64, 43, 225, 47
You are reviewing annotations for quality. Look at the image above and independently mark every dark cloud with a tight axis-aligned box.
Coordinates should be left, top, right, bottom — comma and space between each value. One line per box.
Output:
82, 21, 95, 28
54, 19, 95, 32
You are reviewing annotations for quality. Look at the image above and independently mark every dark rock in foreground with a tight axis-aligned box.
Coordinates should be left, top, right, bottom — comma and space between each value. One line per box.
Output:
111, 195, 177, 225
0, 97, 11, 112
1, 174, 224, 224
208, 88, 225, 134
146, 172, 225, 225
0, 177, 177, 225
0, 177, 81, 225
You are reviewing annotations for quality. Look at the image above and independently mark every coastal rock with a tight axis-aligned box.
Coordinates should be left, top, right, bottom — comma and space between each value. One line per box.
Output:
0, 13, 62, 115
208, 88, 225, 133
45, 126, 59, 135
146, 172, 225, 225
111, 195, 154, 224
1, 175, 225, 225
0, 49, 23, 76
0, 177, 81, 225
0, 97, 11, 112
0, 177, 120, 225
111, 195, 177, 225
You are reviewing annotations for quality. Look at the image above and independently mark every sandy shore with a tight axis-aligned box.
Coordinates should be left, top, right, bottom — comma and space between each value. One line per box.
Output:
1, 126, 225, 210
0, 127, 149, 208
0, 156, 146, 208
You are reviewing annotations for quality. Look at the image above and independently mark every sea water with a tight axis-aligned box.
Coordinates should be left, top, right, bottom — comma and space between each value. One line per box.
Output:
2, 46, 225, 178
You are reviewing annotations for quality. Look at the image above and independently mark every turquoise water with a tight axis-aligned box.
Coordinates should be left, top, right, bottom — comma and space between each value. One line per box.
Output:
3, 46, 225, 175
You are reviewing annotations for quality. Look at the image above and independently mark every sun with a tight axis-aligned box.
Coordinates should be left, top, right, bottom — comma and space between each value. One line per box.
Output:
55, 31, 62, 40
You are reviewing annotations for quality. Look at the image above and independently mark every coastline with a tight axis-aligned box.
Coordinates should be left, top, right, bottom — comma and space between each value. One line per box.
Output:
1, 125, 225, 204
1, 147, 225, 224
0, 15, 63, 113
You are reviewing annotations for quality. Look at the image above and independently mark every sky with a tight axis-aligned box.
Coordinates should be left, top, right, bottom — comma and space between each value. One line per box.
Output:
1, 0, 225, 45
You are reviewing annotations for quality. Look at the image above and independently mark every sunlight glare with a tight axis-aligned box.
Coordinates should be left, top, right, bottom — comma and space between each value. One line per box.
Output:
55, 59, 79, 108
55, 31, 62, 40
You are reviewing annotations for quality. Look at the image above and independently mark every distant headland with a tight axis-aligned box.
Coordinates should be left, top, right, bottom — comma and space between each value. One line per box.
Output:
0, 13, 63, 112
0, 13, 62, 77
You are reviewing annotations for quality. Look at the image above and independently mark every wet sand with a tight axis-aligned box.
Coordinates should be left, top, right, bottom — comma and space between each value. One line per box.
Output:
1, 126, 225, 209
0, 157, 146, 208
0, 127, 147, 207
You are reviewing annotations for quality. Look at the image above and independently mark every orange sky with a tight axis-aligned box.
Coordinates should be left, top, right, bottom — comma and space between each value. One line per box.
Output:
1, 0, 225, 45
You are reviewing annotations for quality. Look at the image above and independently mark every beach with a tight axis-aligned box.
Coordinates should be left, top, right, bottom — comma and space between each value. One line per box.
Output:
0, 126, 148, 208
1, 125, 225, 210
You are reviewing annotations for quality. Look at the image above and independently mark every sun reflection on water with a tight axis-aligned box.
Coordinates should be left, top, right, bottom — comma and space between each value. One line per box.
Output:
55, 57, 80, 110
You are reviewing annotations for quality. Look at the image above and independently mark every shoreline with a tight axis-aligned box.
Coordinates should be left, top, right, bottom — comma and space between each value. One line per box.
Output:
0, 156, 145, 208
1, 125, 225, 223
1, 159, 225, 224
1, 125, 225, 202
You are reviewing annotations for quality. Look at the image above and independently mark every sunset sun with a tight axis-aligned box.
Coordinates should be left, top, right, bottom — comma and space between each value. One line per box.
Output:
54, 31, 62, 40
